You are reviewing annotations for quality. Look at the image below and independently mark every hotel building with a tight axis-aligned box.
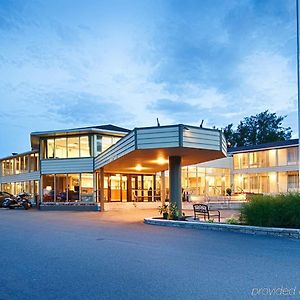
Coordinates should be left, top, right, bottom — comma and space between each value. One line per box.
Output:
0, 124, 298, 210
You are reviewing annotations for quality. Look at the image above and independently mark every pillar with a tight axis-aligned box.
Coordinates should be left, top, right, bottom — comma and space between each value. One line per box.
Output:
161, 170, 166, 205
169, 156, 182, 215
99, 168, 105, 212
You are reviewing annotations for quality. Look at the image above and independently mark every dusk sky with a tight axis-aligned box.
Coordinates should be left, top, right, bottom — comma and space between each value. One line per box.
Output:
0, 0, 298, 157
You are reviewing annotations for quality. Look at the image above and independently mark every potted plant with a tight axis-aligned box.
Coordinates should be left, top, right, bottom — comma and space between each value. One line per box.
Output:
169, 203, 179, 220
158, 204, 169, 219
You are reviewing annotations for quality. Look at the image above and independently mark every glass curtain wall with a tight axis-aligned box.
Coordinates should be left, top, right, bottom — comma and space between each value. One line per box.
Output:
233, 171, 299, 194
181, 167, 230, 197
233, 147, 299, 170
42, 135, 93, 159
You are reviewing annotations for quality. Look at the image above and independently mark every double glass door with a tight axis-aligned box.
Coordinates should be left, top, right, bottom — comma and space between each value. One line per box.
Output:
103, 174, 157, 202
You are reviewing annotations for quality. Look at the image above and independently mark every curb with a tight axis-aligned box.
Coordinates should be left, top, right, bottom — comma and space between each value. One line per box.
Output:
144, 218, 300, 239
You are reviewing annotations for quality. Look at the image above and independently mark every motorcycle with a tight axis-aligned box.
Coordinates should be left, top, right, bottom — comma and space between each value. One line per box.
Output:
3, 192, 32, 210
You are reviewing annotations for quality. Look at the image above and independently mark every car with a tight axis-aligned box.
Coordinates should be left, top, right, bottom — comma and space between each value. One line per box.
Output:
0, 191, 15, 207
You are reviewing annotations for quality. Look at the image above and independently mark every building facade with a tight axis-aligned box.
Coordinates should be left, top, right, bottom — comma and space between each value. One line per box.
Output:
0, 124, 299, 210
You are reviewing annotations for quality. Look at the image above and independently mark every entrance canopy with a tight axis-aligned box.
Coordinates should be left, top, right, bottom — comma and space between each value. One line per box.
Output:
95, 124, 227, 174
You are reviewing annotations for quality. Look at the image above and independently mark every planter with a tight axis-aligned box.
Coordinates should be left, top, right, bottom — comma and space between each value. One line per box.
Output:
163, 212, 169, 219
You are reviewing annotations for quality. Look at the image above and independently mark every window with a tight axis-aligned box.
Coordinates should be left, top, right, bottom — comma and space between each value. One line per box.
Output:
278, 148, 287, 166
102, 136, 121, 152
43, 135, 92, 159
81, 173, 94, 202
287, 147, 298, 165
80, 136, 91, 157
288, 173, 299, 192
47, 139, 55, 158
68, 174, 80, 201
29, 153, 39, 172
67, 136, 80, 158
55, 174, 67, 201
42, 175, 54, 201
249, 152, 258, 168
268, 149, 277, 167
55, 138, 67, 158
96, 135, 102, 154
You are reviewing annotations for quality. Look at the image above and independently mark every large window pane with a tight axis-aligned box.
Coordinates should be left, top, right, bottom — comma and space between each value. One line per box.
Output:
55, 174, 67, 201
96, 135, 102, 154
102, 136, 114, 152
42, 175, 54, 201
47, 139, 55, 159
29, 153, 39, 172
67, 136, 80, 158
81, 173, 94, 202
67, 174, 80, 201
287, 147, 298, 165
55, 138, 67, 158
80, 136, 91, 157
268, 149, 277, 167
278, 148, 287, 166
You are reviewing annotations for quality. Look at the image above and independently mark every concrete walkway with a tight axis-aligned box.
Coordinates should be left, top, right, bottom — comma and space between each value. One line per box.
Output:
97, 207, 240, 223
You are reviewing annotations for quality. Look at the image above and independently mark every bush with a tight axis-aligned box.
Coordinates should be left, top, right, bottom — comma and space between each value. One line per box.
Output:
226, 218, 240, 225
241, 193, 300, 228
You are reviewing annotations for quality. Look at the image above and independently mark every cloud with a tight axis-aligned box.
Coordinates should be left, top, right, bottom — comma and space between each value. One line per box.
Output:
237, 51, 297, 112
0, 0, 299, 156
47, 93, 134, 124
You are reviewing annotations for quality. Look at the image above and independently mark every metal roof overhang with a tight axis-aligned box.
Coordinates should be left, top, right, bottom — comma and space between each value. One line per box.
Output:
94, 124, 227, 174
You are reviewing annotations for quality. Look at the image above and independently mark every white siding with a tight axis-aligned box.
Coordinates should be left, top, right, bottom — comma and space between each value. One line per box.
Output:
183, 127, 222, 151
0, 171, 40, 183
136, 126, 179, 149
94, 131, 135, 169
41, 158, 94, 174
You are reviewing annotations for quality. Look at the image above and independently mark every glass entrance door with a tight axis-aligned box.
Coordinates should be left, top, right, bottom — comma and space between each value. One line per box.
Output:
105, 174, 127, 202
110, 175, 121, 202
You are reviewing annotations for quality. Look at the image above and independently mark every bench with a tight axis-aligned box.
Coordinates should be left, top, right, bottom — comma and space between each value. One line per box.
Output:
193, 204, 220, 222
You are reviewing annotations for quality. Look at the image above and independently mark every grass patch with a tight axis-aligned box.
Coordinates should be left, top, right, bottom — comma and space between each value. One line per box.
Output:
241, 193, 300, 229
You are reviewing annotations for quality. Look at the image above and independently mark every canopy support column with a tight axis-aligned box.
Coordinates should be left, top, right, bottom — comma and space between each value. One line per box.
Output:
169, 156, 182, 216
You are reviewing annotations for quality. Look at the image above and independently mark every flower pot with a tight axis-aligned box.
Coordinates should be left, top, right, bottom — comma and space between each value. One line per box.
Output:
163, 212, 169, 219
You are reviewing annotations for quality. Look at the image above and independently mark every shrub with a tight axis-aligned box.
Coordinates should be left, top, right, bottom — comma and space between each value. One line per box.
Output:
241, 193, 300, 228
226, 218, 240, 225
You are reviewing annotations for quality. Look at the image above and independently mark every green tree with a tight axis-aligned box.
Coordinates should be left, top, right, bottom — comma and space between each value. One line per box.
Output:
223, 110, 292, 147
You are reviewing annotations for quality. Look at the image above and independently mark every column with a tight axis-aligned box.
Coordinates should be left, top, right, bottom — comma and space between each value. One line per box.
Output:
161, 170, 166, 205
169, 156, 182, 215
99, 168, 105, 212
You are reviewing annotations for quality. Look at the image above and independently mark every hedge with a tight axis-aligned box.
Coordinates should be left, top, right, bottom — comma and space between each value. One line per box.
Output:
241, 193, 300, 229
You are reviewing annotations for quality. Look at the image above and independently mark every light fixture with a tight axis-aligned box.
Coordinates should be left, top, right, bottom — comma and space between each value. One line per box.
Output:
156, 158, 168, 165
135, 164, 142, 171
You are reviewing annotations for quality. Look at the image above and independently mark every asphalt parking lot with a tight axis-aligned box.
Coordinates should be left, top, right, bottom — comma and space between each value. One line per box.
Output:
1, 209, 300, 300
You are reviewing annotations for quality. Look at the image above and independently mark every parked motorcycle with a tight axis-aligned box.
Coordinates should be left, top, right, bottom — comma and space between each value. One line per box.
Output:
2, 192, 32, 210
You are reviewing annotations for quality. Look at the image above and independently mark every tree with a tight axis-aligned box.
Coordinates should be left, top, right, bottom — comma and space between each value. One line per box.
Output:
223, 110, 292, 147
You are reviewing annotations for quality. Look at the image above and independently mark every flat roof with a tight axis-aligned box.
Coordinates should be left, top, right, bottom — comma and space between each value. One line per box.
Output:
228, 138, 299, 154
31, 124, 130, 136
30, 124, 130, 149
0, 150, 39, 161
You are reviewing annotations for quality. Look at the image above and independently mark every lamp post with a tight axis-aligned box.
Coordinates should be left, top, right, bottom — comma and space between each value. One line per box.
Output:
297, 0, 300, 191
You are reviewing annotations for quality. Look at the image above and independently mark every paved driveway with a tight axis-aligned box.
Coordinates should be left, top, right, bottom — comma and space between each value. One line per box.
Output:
0, 209, 300, 300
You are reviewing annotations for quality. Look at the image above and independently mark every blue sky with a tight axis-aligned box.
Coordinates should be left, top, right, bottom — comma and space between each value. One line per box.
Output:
0, 0, 298, 156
